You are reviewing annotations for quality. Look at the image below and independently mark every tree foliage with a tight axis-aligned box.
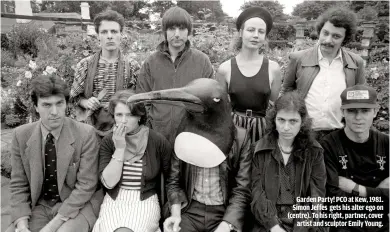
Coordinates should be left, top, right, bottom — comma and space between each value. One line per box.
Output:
292, 1, 351, 20
38, 1, 148, 19
239, 1, 286, 21
177, 1, 225, 21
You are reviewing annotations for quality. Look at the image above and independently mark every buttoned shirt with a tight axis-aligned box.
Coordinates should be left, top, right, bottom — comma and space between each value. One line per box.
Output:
14, 120, 66, 227
305, 46, 346, 131
192, 165, 224, 205
276, 150, 296, 228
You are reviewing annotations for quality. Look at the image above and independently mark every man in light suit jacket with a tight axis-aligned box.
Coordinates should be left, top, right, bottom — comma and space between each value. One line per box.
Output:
281, 7, 365, 141
8, 74, 102, 232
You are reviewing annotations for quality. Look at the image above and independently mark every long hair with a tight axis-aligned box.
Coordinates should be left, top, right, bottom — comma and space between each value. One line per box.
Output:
266, 91, 315, 151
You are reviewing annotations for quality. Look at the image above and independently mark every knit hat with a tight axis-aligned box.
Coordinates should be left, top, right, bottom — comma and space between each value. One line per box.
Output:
236, 7, 273, 35
340, 85, 379, 109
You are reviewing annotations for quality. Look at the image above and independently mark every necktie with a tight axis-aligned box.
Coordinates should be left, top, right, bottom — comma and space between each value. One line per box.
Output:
43, 133, 60, 206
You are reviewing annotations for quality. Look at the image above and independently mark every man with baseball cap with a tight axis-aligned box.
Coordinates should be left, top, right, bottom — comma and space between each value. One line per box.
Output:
321, 85, 388, 232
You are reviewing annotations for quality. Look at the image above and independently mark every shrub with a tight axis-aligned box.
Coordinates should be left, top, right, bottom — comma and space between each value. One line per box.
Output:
1, 50, 17, 68
5, 114, 23, 128
6, 22, 47, 58
366, 63, 389, 133
1, 148, 11, 178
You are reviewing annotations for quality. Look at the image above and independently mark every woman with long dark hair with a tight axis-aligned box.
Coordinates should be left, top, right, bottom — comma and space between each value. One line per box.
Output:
250, 91, 326, 232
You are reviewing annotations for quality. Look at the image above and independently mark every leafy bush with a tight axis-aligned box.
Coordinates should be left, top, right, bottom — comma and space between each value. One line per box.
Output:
5, 114, 23, 128
1, 50, 17, 68
6, 22, 47, 58
366, 63, 389, 133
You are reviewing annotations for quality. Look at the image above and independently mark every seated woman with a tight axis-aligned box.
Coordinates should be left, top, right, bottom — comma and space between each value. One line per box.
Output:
93, 90, 172, 232
216, 6, 282, 144
250, 91, 326, 232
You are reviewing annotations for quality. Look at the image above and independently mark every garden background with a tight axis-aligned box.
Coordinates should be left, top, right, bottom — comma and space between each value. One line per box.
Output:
1, 0, 389, 178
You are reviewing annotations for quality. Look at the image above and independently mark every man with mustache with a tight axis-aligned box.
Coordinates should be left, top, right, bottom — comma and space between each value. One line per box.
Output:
136, 6, 214, 145
321, 85, 389, 232
281, 8, 365, 140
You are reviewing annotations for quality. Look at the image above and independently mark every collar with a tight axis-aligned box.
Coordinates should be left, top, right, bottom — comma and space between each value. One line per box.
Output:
317, 43, 343, 63
301, 44, 357, 69
158, 40, 191, 56
253, 134, 322, 161
99, 49, 121, 64
40, 119, 64, 141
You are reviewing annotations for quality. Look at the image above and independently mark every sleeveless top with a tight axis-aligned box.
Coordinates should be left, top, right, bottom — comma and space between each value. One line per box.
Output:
229, 57, 271, 116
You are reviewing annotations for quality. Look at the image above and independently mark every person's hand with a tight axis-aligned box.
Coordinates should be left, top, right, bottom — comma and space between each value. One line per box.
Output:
16, 218, 31, 232
163, 216, 181, 232
39, 217, 63, 232
270, 225, 287, 232
112, 123, 126, 150
377, 177, 389, 188
214, 221, 231, 232
81, 97, 100, 111
338, 176, 356, 193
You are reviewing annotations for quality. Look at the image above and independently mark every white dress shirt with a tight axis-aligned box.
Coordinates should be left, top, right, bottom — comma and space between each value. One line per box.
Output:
305, 46, 346, 131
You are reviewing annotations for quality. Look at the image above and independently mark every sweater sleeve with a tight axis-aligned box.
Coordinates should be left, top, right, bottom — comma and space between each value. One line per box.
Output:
250, 153, 279, 230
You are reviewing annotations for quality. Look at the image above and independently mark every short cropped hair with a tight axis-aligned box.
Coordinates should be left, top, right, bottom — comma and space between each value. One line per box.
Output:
108, 90, 147, 125
30, 74, 70, 106
94, 9, 125, 33
316, 7, 358, 45
162, 6, 192, 38
266, 91, 315, 151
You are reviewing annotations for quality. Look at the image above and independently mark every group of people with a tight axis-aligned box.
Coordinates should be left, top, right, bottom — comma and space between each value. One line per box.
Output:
7, 4, 388, 232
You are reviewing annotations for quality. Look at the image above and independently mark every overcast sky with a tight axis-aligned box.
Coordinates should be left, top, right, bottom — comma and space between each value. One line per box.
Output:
220, 0, 304, 17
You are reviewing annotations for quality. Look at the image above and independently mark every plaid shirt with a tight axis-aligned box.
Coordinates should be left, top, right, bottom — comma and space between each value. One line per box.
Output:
70, 55, 140, 107
192, 165, 224, 205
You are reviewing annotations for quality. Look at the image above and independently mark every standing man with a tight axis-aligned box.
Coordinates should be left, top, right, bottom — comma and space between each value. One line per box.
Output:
8, 74, 102, 232
282, 8, 365, 139
70, 10, 140, 137
136, 6, 214, 144
321, 85, 389, 232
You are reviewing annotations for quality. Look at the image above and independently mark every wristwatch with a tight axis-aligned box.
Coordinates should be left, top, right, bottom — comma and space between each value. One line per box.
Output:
351, 184, 359, 196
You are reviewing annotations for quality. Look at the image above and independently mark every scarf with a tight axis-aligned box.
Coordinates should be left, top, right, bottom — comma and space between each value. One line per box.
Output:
124, 125, 150, 165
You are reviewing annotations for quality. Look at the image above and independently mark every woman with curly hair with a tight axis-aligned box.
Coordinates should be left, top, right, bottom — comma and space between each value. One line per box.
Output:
216, 6, 282, 144
250, 91, 326, 232
93, 90, 172, 232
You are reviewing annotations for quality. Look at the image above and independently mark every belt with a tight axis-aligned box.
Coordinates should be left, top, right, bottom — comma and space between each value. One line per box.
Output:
234, 109, 264, 117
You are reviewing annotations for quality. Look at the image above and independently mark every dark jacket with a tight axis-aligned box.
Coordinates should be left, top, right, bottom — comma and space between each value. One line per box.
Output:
166, 128, 252, 231
98, 129, 172, 203
136, 41, 214, 144
250, 135, 326, 232
281, 44, 365, 97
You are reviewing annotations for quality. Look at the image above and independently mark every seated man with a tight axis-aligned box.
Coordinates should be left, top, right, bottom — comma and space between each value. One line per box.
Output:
8, 74, 102, 232
321, 85, 389, 232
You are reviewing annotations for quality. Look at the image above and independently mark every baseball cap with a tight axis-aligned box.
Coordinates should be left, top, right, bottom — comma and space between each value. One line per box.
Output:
340, 85, 379, 109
